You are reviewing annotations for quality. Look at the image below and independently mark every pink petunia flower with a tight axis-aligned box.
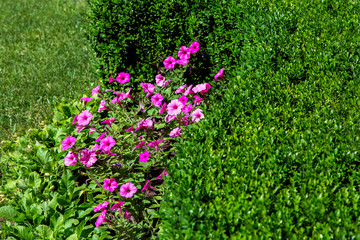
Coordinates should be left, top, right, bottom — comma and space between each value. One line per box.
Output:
95, 132, 107, 142
109, 76, 116, 83
94, 201, 109, 212
78, 110, 93, 126
191, 108, 205, 123
167, 99, 184, 116
155, 74, 166, 87
163, 80, 171, 87
184, 84, 193, 96
182, 103, 192, 114
192, 83, 207, 94
76, 124, 85, 133
135, 119, 153, 132
92, 144, 100, 151
62, 136, 77, 151
178, 95, 188, 105
141, 180, 155, 192
140, 83, 155, 96
148, 140, 164, 152
139, 151, 149, 163
120, 182, 137, 198
214, 68, 225, 80
116, 72, 130, 84
135, 140, 147, 149
92, 85, 101, 96
193, 95, 203, 105
79, 149, 97, 167
80, 97, 93, 103
103, 178, 118, 192
178, 46, 191, 60
165, 114, 176, 123
176, 59, 189, 66
151, 93, 164, 107
189, 42, 200, 54
64, 151, 78, 166
163, 56, 176, 69
138, 136, 144, 140
169, 127, 182, 138
100, 136, 116, 152
175, 84, 187, 94
125, 126, 134, 133
98, 100, 109, 112
72, 114, 78, 125
89, 128, 97, 135
156, 171, 170, 179
124, 209, 130, 219
101, 118, 116, 128
159, 103, 167, 115
111, 201, 125, 212
95, 210, 108, 228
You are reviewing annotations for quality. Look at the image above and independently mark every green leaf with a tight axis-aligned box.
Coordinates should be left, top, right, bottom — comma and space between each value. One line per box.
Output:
0, 205, 17, 220
35, 225, 54, 239
66, 233, 78, 240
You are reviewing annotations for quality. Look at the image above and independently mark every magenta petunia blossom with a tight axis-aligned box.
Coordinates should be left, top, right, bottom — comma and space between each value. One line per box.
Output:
135, 119, 153, 132
89, 128, 97, 135
120, 182, 137, 198
156, 171, 170, 179
125, 126, 134, 133
141, 180, 155, 192
103, 178, 118, 192
169, 127, 182, 138
79, 149, 97, 167
192, 83, 207, 94
182, 103, 193, 114
159, 102, 167, 115
167, 99, 184, 116
101, 118, 116, 128
94, 201, 109, 212
135, 140, 147, 149
64, 151, 78, 166
184, 85, 193, 96
165, 114, 176, 123
148, 139, 164, 152
95, 210, 108, 228
100, 136, 116, 152
92, 144, 100, 151
193, 95, 203, 105
175, 84, 187, 94
72, 114, 78, 125
214, 68, 225, 80
178, 46, 191, 60
78, 110, 93, 126
98, 100, 109, 112
139, 151, 149, 163
177, 59, 189, 66
141, 83, 155, 94
164, 56, 176, 69
80, 97, 93, 102
178, 95, 188, 105
191, 108, 205, 123
124, 209, 130, 219
76, 124, 85, 133
189, 42, 200, 54
151, 93, 164, 107
111, 201, 125, 212
62, 136, 76, 151
95, 132, 107, 142
109, 76, 116, 83
155, 74, 166, 87
116, 72, 130, 84
92, 85, 101, 95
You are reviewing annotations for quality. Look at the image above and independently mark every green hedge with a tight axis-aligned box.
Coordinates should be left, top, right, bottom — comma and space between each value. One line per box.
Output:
158, 0, 360, 239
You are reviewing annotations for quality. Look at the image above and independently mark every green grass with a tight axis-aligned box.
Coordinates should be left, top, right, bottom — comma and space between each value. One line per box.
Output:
0, 0, 97, 142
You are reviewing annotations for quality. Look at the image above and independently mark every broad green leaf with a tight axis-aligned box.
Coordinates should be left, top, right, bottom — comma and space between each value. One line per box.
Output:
0, 205, 17, 220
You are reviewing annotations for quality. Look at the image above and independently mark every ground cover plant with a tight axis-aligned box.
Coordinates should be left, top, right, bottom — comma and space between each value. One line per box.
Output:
0, 0, 97, 142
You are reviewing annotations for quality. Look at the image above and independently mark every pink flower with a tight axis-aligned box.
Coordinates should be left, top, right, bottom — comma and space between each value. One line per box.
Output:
72, 114, 78, 125
156, 171, 170, 179
95, 132, 106, 142
141, 180, 155, 192
79, 149, 97, 167
120, 182, 137, 198
103, 178, 118, 192
148, 140, 164, 152
177, 59, 189, 66
78, 110, 93, 126
98, 100, 109, 112
178, 95, 188, 105
135, 119, 153, 132
214, 68, 225, 80
164, 56, 176, 69
94, 201, 109, 212
169, 127, 182, 138
165, 114, 176, 123
95, 210, 108, 228
141, 83, 155, 95
182, 103, 192, 114
135, 140, 147, 149
62, 136, 76, 151
124, 209, 130, 219
159, 103, 167, 115
139, 151, 149, 163
89, 128, 97, 135
193, 95, 203, 105
116, 72, 130, 84
138, 136, 144, 140
163, 80, 171, 87
76, 124, 85, 133
189, 42, 200, 54
184, 85, 193, 96
92, 85, 101, 95
109, 76, 115, 83
100, 136, 116, 152
92, 144, 100, 151
125, 126, 134, 133
192, 83, 206, 94
80, 97, 93, 103
111, 201, 125, 212
64, 151, 78, 166
155, 74, 166, 87
191, 108, 205, 122
151, 93, 164, 107
101, 118, 116, 128
175, 84, 187, 94
167, 99, 184, 116
178, 46, 191, 60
